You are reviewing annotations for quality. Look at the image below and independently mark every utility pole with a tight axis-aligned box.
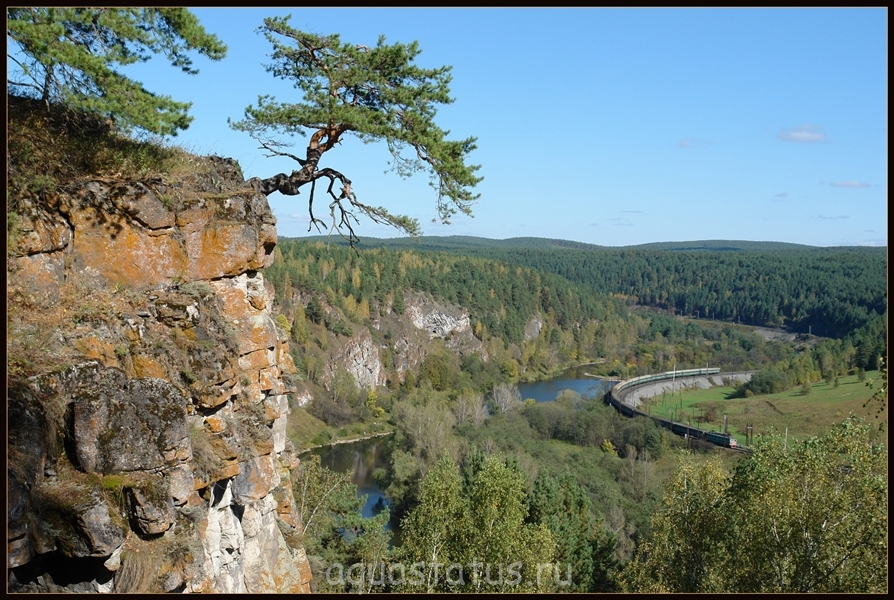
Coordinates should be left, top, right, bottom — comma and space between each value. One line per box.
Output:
672, 361, 676, 393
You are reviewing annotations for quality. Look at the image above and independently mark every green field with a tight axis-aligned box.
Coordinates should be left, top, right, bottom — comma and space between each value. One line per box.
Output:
638, 371, 885, 446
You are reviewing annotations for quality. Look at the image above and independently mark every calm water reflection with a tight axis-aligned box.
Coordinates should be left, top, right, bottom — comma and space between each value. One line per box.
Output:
517, 366, 614, 403
311, 368, 614, 546
312, 436, 401, 544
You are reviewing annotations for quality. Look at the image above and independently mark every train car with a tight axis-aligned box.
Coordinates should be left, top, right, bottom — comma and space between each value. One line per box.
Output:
606, 368, 746, 451
704, 430, 737, 448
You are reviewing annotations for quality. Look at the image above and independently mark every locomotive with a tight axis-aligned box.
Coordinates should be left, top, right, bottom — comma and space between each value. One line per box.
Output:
607, 368, 742, 450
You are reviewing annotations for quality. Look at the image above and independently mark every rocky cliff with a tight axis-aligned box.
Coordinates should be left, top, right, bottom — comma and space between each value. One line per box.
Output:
285, 287, 487, 404
7, 156, 312, 592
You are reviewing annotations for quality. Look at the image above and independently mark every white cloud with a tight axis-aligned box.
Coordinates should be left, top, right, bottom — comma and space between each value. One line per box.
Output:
829, 180, 870, 188
778, 125, 825, 143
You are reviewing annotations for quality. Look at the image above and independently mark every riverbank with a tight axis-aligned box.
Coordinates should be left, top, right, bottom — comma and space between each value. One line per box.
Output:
516, 368, 615, 403
296, 429, 394, 455
516, 360, 607, 384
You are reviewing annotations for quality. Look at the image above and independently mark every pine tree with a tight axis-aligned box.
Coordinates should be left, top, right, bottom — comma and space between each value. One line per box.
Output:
392, 288, 406, 316
306, 295, 325, 325
229, 15, 481, 244
8, 8, 226, 136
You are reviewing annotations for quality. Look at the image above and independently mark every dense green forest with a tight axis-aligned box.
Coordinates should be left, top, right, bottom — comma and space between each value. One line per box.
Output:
266, 239, 621, 346
8, 5, 884, 592
468, 246, 886, 337
297, 236, 885, 340
265, 239, 886, 391
268, 236, 886, 592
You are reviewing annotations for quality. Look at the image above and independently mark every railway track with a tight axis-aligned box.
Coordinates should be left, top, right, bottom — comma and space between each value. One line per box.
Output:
606, 368, 755, 452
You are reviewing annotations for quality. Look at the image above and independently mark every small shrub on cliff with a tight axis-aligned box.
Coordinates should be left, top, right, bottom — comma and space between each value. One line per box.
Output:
324, 315, 353, 337
179, 281, 214, 300
391, 289, 406, 315
8, 96, 184, 212
114, 541, 161, 593
188, 423, 225, 484
7, 211, 24, 256
276, 313, 292, 336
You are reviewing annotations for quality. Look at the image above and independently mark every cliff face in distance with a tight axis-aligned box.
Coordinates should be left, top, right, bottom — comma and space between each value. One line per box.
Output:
7, 149, 313, 592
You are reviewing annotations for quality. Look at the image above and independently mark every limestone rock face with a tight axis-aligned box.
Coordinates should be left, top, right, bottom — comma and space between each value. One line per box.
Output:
407, 291, 472, 338
71, 368, 190, 474
14, 208, 73, 255
50, 491, 127, 558
327, 326, 385, 389
57, 177, 277, 289
403, 291, 486, 364
524, 312, 543, 341
302, 289, 488, 394
7, 157, 311, 593
7, 250, 66, 304
126, 477, 176, 535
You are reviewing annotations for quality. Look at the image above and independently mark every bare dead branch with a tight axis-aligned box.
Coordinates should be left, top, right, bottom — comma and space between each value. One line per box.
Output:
256, 138, 307, 166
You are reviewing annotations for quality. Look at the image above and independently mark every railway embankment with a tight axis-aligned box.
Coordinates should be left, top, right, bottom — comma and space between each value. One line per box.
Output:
617, 371, 754, 409
607, 369, 755, 450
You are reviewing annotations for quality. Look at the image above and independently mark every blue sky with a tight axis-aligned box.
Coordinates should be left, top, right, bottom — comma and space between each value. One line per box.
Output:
119, 8, 886, 247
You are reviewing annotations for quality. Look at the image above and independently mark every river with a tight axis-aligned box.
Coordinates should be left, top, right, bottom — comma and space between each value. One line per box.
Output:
311, 436, 401, 544
517, 365, 615, 402
313, 367, 614, 545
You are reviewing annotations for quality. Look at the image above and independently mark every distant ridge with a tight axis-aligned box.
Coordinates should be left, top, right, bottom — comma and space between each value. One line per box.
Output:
626, 240, 818, 251
278, 235, 877, 253
283, 235, 607, 251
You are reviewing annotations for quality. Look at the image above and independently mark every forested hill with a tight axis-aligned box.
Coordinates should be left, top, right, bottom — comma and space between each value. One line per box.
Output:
286, 235, 607, 252
620, 240, 821, 251
474, 247, 885, 338
266, 239, 627, 347
283, 236, 886, 339
289, 235, 827, 252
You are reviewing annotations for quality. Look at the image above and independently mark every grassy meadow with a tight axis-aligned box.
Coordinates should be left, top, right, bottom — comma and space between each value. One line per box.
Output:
638, 370, 886, 446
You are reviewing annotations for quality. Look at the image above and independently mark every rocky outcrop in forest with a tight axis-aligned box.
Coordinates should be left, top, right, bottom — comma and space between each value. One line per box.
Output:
285, 287, 487, 396
7, 157, 312, 592
379, 290, 486, 383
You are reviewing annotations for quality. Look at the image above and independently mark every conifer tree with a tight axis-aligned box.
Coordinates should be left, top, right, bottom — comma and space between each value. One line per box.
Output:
7, 8, 227, 136
230, 15, 482, 244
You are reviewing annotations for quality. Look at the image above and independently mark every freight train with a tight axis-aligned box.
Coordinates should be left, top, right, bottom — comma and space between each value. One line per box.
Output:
606, 368, 742, 450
